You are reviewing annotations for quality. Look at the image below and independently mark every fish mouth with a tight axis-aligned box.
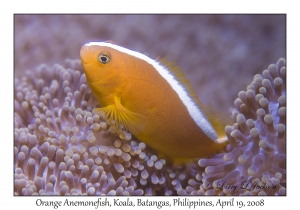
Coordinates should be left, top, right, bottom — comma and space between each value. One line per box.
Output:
80, 45, 90, 64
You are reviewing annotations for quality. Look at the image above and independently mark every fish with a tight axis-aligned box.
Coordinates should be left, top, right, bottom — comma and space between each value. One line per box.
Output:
80, 41, 233, 163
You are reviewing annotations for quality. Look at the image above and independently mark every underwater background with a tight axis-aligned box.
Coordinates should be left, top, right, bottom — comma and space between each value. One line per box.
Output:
14, 14, 286, 113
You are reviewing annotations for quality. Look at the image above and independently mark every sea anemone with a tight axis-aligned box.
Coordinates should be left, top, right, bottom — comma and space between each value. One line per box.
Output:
14, 58, 286, 196
14, 59, 196, 196
184, 58, 286, 196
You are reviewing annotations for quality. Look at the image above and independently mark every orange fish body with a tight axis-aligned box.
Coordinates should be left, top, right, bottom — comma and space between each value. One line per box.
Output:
80, 42, 232, 161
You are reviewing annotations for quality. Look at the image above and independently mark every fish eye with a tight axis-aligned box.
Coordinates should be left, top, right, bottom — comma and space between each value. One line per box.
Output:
98, 51, 111, 64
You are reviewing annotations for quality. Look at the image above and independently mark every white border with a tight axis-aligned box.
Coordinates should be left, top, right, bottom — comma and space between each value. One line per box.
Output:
3, 1, 298, 209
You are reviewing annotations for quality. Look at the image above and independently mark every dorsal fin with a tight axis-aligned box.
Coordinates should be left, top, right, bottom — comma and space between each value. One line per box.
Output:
198, 103, 234, 142
157, 57, 233, 142
104, 40, 116, 44
156, 57, 200, 101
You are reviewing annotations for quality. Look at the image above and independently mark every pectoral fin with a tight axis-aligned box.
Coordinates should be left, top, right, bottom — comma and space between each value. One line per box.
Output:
94, 96, 147, 135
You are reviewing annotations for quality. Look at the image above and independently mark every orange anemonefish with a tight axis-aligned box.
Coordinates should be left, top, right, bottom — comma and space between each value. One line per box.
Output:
80, 41, 233, 163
